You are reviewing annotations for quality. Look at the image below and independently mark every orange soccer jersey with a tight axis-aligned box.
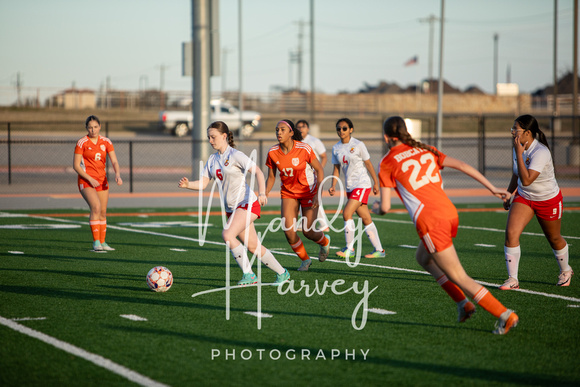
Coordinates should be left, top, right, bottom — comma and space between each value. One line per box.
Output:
74, 135, 115, 184
266, 141, 318, 199
378, 143, 458, 252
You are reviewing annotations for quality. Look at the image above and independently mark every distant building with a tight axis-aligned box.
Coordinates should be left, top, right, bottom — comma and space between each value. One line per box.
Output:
51, 88, 96, 109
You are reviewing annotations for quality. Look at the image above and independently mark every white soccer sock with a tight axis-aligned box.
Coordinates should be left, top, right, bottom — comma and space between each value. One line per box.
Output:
553, 243, 571, 272
504, 245, 521, 280
344, 219, 356, 250
257, 248, 286, 275
317, 206, 329, 230
364, 222, 383, 251
230, 243, 252, 274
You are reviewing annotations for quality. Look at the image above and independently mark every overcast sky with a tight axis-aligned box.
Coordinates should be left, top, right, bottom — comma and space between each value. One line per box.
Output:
0, 0, 576, 105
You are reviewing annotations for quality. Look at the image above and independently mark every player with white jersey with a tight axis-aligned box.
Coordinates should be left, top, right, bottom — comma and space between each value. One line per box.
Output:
73, 115, 122, 252
373, 115, 518, 335
296, 119, 329, 232
328, 118, 385, 259
500, 114, 572, 290
178, 121, 289, 286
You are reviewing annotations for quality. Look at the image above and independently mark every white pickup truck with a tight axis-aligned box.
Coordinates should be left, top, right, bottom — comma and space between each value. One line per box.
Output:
158, 99, 262, 138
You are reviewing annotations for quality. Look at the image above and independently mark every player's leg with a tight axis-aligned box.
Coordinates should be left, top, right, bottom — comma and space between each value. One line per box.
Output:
501, 202, 535, 289
301, 204, 330, 263
223, 208, 255, 279
282, 199, 310, 270
237, 220, 287, 281
415, 243, 474, 322
336, 199, 360, 257
537, 217, 572, 286
356, 204, 385, 258
80, 186, 103, 250
96, 189, 114, 250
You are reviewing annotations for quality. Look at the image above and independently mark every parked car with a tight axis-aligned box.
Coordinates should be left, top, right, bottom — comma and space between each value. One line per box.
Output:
158, 99, 261, 137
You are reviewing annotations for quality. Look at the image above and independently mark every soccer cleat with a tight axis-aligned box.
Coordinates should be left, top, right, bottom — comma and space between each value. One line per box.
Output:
237, 273, 257, 286
557, 269, 574, 287
297, 258, 311, 272
458, 301, 476, 323
499, 276, 519, 290
364, 249, 386, 258
93, 240, 103, 251
336, 247, 355, 258
493, 309, 519, 335
273, 269, 290, 286
318, 234, 330, 262
100, 242, 115, 251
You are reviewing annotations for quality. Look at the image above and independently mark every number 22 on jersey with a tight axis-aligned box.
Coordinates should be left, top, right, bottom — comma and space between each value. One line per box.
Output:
401, 153, 440, 191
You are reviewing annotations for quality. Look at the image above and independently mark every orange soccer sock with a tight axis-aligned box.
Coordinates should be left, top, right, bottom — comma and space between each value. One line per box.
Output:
436, 275, 466, 303
315, 234, 330, 247
473, 286, 508, 318
99, 220, 107, 243
89, 220, 101, 242
290, 239, 310, 261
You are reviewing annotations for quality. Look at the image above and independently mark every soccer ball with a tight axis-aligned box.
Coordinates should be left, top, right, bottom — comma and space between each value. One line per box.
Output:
146, 266, 173, 292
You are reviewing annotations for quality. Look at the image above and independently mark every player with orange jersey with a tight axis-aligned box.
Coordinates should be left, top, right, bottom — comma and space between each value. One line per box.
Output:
372, 116, 519, 335
265, 119, 331, 271
73, 115, 122, 251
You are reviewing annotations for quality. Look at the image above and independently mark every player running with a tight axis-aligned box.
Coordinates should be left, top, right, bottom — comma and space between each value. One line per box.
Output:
373, 116, 519, 335
265, 119, 331, 272
178, 121, 289, 286
328, 118, 385, 259
73, 115, 122, 252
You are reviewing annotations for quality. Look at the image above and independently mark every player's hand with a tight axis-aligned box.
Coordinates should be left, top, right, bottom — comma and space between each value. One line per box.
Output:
513, 135, 527, 156
89, 177, 100, 188
116, 175, 123, 186
178, 177, 189, 188
372, 183, 379, 195
328, 186, 335, 196
258, 193, 267, 206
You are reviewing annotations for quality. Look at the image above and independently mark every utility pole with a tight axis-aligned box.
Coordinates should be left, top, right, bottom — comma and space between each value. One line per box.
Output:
294, 19, 306, 91
221, 47, 231, 93
553, 0, 559, 123
419, 14, 438, 88
309, 0, 315, 124
436, 0, 445, 151
493, 33, 499, 94
158, 64, 168, 109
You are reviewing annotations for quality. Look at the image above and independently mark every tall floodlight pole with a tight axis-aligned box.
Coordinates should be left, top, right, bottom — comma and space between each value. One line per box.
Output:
310, 0, 315, 124
553, 0, 559, 120
192, 0, 211, 178
436, 0, 445, 150
238, 0, 243, 140
493, 33, 499, 94
573, 0, 578, 151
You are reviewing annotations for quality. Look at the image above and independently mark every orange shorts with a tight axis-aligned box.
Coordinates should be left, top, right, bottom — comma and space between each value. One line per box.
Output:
78, 176, 108, 192
513, 190, 563, 221
281, 194, 317, 208
347, 187, 371, 205
417, 216, 458, 254
226, 200, 261, 219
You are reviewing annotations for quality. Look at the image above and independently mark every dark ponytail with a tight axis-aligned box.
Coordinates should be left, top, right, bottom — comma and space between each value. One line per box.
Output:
278, 119, 303, 141
208, 121, 235, 148
514, 114, 550, 151
383, 116, 440, 157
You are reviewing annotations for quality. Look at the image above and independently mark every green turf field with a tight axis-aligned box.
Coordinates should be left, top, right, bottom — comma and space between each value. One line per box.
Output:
1, 203, 579, 386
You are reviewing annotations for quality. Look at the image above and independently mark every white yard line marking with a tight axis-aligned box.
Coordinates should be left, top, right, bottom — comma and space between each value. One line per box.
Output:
7, 212, 580, 304
244, 311, 273, 318
366, 308, 397, 315
120, 314, 148, 321
11, 317, 47, 321
0, 316, 169, 387
8, 251, 24, 254
399, 245, 418, 249
474, 243, 496, 247
169, 248, 187, 252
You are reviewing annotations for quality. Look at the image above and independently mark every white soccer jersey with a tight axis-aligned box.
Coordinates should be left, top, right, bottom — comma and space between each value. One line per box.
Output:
512, 139, 559, 201
202, 145, 258, 212
331, 137, 372, 192
302, 134, 326, 161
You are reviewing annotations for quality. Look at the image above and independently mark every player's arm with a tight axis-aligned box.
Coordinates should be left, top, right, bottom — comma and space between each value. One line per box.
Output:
265, 166, 277, 196
178, 176, 210, 190
443, 156, 509, 200
503, 173, 519, 210
73, 153, 99, 187
319, 151, 328, 168
107, 150, 123, 185
328, 164, 341, 196
363, 158, 380, 195
249, 165, 268, 206
372, 187, 392, 215
514, 144, 541, 186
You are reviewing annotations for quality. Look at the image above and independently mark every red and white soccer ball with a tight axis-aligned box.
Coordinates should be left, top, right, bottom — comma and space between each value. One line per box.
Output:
146, 266, 173, 292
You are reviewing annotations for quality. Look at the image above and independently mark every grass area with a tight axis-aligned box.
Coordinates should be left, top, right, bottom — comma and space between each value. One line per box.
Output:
0, 204, 579, 386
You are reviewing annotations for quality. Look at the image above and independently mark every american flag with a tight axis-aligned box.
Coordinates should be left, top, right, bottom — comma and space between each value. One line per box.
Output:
404, 56, 418, 66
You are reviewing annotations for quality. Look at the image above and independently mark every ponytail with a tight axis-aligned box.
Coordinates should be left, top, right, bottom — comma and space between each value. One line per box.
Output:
514, 114, 550, 150
383, 116, 440, 157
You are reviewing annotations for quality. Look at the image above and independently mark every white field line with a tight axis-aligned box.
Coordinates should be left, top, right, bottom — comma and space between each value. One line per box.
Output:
5, 212, 580, 305
0, 316, 169, 387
